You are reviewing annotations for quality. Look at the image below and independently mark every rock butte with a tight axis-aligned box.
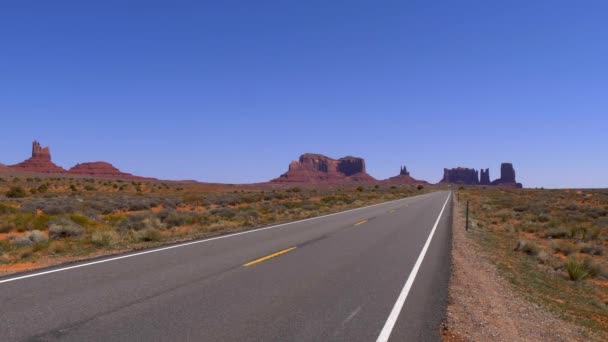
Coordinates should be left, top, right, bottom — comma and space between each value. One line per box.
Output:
382, 165, 429, 185
9, 141, 66, 174
272, 153, 376, 183
7, 141, 148, 180
440, 163, 522, 188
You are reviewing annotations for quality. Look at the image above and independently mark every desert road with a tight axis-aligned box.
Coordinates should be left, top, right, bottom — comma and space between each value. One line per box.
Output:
0, 191, 452, 342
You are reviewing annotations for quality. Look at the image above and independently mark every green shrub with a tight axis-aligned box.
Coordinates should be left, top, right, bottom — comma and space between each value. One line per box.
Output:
417, 185, 424, 191
0, 203, 17, 214
565, 257, 603, 281
6, 186, 27, 198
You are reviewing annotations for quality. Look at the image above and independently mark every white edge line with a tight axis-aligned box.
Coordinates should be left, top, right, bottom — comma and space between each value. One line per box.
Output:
376, 192, 451, 342
0, 191, 438, 284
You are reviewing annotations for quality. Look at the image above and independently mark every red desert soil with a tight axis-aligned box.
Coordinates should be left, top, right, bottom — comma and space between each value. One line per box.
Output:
443, 199, 591, 342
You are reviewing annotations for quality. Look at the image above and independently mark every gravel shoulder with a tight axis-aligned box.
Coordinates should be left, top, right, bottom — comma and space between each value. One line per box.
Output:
443, 197, 591, 341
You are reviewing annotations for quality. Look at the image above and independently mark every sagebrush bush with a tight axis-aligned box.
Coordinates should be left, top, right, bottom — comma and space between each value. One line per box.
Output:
91, 230, 119, 247
118, 212, 165, 231
579, 243, 604, 256
13, 230, 48, 246
134, 228, 162, 242
49, 218, 84, 239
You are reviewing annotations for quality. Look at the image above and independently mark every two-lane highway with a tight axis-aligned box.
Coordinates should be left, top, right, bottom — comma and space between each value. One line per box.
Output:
0, 191, 452, 341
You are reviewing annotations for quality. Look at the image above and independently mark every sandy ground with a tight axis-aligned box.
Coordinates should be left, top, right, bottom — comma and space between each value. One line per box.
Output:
443, 198, 593, 342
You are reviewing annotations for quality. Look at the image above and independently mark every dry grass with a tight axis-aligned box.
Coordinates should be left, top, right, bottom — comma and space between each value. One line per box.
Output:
458, 187, 608, 337
0, 175, 430, 274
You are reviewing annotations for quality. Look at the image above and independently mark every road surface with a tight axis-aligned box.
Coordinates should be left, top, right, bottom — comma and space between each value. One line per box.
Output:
0, 191, 452, 341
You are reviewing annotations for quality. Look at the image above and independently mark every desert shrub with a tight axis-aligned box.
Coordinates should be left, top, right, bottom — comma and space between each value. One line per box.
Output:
20, 198, 81, 215
134, 228, 162, 242
417, 185, 424, 190
236, 209, 260, 220
158, 210, 197, 228
91, 230, 120, 247
595, 217, 608, 228
118, 212, 165, 231
0, 224, 14, 233
49, 218, 84, 239
565, 257, 602, 281
37, 184, 49, 193
210, 207, 237, 219
69, 214, 94, 227
6, 186, 27, 198
0, 203, 17, 214
84, 185, 96, 191
579, 243, 604, 256
536, 214, 551, 223
565, 204, 579, 211
514, 240, 539, 256
13, 230, 48, 246
513, 206, 528, 212
545, 227, 571, 239
552, 241, 576, 256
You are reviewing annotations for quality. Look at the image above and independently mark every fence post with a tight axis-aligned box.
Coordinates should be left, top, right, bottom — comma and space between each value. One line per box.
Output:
466, 200, 469, 231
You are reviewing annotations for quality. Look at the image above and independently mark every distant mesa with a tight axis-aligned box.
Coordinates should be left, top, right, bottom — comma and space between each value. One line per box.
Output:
68, 162, 143, 180
272, 153, 376, 183
382, 165, 429, 185
6, 140, 149, 180
0, 163, 9, 173
9, 140, 66, 174
440, 167, 479, 185
440, 163, 522, 188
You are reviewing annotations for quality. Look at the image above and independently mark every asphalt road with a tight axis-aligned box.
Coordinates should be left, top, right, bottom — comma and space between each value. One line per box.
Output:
0, 191, 452, 342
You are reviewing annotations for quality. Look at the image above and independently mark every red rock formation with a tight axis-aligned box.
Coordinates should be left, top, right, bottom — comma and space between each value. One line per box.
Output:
9, 141, 66, 174
382, 165, 428, 185
491, 163, 522, 188
67, 162, 143, 179
480, 168, 490, 185
440, 167, 479, 185
272, 153, 376, 183
0, 163, 9, 173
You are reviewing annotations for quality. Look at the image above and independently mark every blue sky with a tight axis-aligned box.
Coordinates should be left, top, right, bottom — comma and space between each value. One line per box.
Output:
1, 1, 607, 188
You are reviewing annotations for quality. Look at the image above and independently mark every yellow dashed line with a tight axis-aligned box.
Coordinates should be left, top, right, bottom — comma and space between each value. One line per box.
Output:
243, 247, 297, 267
354, 220, 368, 226
389, 209, 396, 213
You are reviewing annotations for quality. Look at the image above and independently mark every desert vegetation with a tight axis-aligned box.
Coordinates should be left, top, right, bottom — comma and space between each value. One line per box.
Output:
459, 188, 608, 336
0, 175, 427, 273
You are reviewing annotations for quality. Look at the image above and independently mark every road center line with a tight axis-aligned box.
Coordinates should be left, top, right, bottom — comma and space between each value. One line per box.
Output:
376, 192, 451, 342
243, 247, 297, 267
354, 220, 368, 226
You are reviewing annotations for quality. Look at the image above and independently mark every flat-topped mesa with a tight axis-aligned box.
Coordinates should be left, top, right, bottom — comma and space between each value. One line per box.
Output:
480, 168, 491, 185
67, 162, 143, 180
492, 163, 522, 188
382, 164, 428, 185
9, 140, 66, 174
440, 167, 479, 185
271, 153, 376, 183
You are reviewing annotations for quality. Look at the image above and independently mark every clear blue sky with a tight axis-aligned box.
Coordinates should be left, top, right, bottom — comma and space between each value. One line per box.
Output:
2, 1, 607, 188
